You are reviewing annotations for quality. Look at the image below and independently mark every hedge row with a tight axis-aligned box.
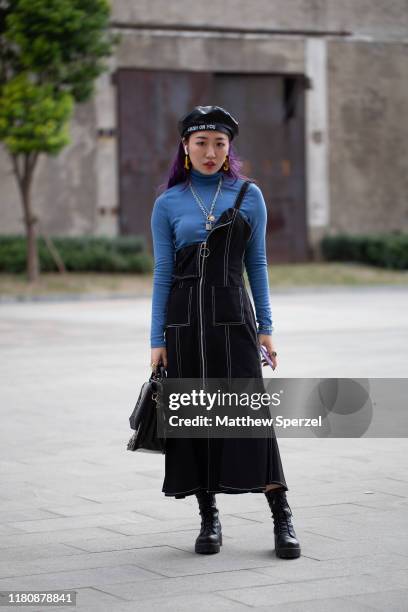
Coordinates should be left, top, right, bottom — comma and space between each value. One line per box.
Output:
320, 234, 408, 270
2, 233, 406, 273
0, 235, 153, 273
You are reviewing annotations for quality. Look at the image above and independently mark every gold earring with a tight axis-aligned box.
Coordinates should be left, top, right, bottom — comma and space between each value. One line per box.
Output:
223, 156, 229, 171
184, 153, 190, 170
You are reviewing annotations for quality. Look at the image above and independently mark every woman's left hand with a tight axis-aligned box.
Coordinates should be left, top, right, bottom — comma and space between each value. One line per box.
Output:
258, 334, 278, 371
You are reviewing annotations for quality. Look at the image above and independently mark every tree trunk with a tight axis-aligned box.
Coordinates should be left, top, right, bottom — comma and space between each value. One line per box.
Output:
22, 179, 39, 282
12, 153, 40, 282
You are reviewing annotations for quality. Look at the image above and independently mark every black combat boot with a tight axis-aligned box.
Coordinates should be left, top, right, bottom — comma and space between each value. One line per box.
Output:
194, 490, 223, 554
265, 489, 301, 559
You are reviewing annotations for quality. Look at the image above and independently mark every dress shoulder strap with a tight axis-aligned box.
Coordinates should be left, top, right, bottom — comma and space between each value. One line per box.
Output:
233, 180, 252, 210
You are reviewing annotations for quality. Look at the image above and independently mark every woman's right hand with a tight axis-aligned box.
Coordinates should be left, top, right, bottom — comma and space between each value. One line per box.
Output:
151, 346, 168, 371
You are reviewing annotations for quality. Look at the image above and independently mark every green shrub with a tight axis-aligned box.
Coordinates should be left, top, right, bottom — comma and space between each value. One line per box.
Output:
0, 235, 153, 273
321, 234, 408, 270
0, 236, 27, 273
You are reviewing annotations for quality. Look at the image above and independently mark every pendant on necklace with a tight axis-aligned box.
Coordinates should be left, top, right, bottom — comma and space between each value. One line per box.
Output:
206, 214, 216, 231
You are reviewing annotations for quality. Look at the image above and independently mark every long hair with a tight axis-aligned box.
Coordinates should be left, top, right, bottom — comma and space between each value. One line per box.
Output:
156, 138, 254, 195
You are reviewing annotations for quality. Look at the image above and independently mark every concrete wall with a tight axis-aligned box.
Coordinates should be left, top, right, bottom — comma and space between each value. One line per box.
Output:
112, 0, 408, 38
115, 31, 305, 73
0, 0, 407, 251
0, 99, 98, 236
328, 40, 408, 235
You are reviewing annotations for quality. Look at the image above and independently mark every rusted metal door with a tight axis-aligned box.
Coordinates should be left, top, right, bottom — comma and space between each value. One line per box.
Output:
116, 69, 212, 239
213, 73, 308, 262
116, 69, 307, 262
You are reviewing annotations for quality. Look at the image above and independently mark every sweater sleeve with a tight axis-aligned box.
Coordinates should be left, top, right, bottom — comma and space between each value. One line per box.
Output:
150, 194, 175, 348
243, 183, 274, 335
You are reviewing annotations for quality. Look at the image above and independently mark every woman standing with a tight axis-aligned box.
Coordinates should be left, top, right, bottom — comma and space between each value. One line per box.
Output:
150, 106, 301, 559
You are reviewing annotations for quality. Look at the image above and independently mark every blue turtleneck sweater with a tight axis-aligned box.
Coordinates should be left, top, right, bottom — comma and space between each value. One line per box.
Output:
150, 168, 274, 347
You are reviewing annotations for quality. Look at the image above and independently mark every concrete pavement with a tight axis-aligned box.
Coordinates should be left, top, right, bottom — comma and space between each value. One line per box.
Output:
1, 287, 408, 611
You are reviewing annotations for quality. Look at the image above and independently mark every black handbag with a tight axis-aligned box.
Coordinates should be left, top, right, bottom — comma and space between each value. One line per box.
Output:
127, 365, 166, 454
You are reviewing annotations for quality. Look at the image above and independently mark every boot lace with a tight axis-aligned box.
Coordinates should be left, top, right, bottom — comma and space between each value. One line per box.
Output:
271, 495, 296, 537
200, 509, 219, 534
274, 508, 295, 536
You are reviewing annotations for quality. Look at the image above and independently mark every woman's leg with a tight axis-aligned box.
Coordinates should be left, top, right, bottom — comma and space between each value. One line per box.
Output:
264, 483, 285, 492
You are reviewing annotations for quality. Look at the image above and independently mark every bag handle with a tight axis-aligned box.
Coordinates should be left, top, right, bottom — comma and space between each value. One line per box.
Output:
150, 364, 167, 382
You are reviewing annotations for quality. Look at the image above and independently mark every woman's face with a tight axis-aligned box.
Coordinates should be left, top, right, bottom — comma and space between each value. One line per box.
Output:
183, 131, 230, 175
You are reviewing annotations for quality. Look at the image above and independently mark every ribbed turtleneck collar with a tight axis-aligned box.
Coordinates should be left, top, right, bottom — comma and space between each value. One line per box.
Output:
190, 167, 223, 184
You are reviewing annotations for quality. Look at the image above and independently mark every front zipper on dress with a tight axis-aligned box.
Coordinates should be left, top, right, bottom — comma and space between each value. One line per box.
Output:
198, 241, 207, 388
197, 214, 236, 492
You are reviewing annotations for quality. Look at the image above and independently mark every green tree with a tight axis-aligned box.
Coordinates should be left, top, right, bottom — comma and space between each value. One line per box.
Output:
0, 0, 116, 281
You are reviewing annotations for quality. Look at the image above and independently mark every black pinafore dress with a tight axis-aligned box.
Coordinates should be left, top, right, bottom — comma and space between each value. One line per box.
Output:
162, 181, 288, 498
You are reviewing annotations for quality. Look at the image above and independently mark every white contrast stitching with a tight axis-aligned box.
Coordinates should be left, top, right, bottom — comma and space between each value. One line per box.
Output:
219, 482, 287, 491
176, 327, 182, 377
164, 485, 204, 495
212, 286, 245, 325
226, 325, 231, 380
166, 285, 193, 327
224, 211, 236, 286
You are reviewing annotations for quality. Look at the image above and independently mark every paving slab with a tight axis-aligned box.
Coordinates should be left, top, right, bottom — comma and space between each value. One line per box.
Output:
343, 589, 408, 612
1, 289, 407, 611
217, 573, 407, 607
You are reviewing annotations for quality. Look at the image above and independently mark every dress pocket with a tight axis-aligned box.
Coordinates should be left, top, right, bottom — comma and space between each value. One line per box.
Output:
165, 285, 193, 327
212, 285, 245, 325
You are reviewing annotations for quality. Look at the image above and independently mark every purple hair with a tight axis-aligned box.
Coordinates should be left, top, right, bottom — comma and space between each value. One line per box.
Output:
156, 138, 255, 195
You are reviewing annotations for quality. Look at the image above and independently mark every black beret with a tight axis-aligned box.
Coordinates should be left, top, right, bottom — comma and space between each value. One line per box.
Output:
178, 105, 239, 140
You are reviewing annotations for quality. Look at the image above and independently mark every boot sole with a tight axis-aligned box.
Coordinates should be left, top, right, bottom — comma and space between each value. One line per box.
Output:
195, 542, 221, 554
195, 533, 223, 554
275, 546, 301, 559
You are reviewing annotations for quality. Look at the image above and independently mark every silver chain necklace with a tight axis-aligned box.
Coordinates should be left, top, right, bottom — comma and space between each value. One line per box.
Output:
188, 176, 223, 231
